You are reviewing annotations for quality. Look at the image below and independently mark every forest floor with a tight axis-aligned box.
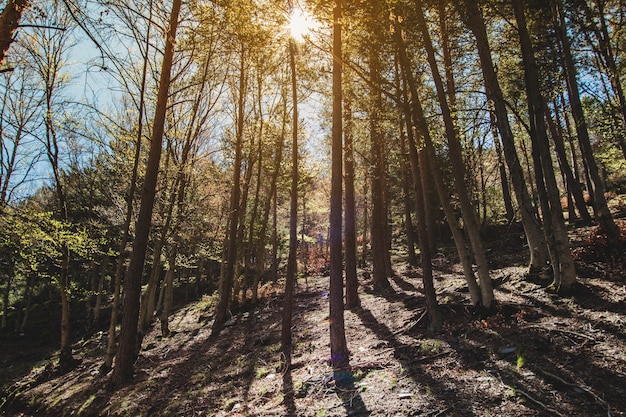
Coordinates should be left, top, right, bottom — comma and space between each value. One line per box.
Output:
1, 221, 626, 416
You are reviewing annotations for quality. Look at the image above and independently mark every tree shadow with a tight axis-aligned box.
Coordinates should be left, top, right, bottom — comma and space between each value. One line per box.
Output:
355, 306, 478, 416
335, 377, 369, 416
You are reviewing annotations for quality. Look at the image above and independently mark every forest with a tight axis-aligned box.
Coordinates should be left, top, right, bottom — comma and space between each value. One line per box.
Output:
0, 0, 625, 415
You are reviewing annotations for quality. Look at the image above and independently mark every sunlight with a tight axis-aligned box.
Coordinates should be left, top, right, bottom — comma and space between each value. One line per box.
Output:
288, 8, 317, 42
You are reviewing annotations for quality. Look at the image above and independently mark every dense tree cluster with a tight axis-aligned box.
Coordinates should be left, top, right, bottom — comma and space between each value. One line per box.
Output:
0, 0, 624, 386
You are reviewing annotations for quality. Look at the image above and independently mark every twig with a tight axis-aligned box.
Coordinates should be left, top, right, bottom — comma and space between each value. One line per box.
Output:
537, 369, 612, 415
517, 388, 564, 416
393, 309, 428, 335
414, 350, 453, 363
523, 324, 596, 341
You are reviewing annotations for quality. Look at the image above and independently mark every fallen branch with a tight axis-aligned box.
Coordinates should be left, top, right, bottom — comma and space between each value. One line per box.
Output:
523, 324, 596, 341
517, 388, 564, 416
537, 369, 612, 416
393, 309, 428, 335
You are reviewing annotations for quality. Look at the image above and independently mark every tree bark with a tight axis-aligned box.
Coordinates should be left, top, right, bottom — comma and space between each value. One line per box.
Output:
0, 0, 29, 65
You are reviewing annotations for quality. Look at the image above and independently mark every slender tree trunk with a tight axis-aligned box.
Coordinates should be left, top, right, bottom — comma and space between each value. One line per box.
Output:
102, 2, 153, 371
93, 261, 105, 325
513, 0, 577, 293
18, 274, 33, 334
212, 46, 247, 338
281, 37, 299, 356
344, 84, 360, 308
397, 61, 441, 329
553, 0, 621, 243
400, 122, 418, 267
253, 99, 286, 303
544, 98, 591, 224
160, 244, 177, 337
395, 26, 481, 310
330, 0, 350, 380
414, 0, 494, 310
490, 113, 515, 222
112, 0, 181, 385
463, 0, 549, 275
369, 45, 391, 292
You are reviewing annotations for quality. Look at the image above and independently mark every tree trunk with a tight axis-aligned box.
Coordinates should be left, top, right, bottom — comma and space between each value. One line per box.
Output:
281, 37, 299, 355
211, 45, 246, 338
160, 244, 177, 337
394, 25, 481, 310
544, 98, 591, 224
553, 0, 621, 243
513, 0, 577, 293
330, 0, 350, 380
0, 0, 29, 65
344, 84, 360, 308
463, 0, 549, 275
112, 0, 181, 385
253, 98, 286, 303
369, 44, 391, 292
399, 121, 418, 267
414, 0, 494, 311
490, 113, 515, 222
103, 1, 153, 371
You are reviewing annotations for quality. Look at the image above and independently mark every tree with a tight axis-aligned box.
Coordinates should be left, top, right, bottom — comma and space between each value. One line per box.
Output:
512, 0, 577, 292
281, 12, 300, 356
21, 0, 78, 369
367, 1, 392, 292
329, 0, 350, 381
413, 0, 494, 311
112, 0, 182, 385
344, 73, 360, 309
462, 0, 549, 275
102, 0, 154, 372
551, 0, 621, 243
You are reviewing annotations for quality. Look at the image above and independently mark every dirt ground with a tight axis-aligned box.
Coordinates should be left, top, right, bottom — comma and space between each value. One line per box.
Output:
1, 224, 625, 416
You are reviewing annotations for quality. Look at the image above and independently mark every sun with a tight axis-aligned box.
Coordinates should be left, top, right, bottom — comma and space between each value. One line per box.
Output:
288, 8, 317, 42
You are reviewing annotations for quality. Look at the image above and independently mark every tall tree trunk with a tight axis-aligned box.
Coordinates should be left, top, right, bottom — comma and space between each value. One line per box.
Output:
344, 84, 360, 308
463, 0, 549, 275
397, 60, 442, 329
281, 37, 299, 356
513, 0, 577, 293
414, 0, 494, 310
553, 0, 621, 243
112, 0, 181, 385
400, 120, 418, 267
103, 2, 153, 371
394, 25, 481, 310
544, 98, 591, 224
330, 0, 350, 380
369, 44, 391, 292
490, 112, 515, 222
211, 46, 247, 338
253, 96, 286, 302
